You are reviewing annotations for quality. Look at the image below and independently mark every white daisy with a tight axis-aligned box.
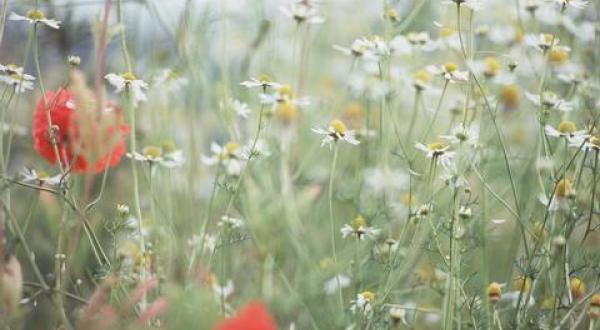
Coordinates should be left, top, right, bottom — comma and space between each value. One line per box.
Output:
440, 123, 479, 146
332, 37, 372, 58
525, 91, 573, 111
20, 168, 62, 186
340, 215, 381, 240
201, 142, 246, 176
220, 98, 251, 118
415, 141, 456, 168
0, 64, 35, 93
105, 72, 148, 107
312, 119, 360, 148
280, 3, 325, 24
9, 9, 60, 29
441, 0, 484, 11
427, 63, 469, 83
127, 144, 184, 168
525, 33, 560, 52
553, 0, 588, 10
240, 75, 282, 90
544, 121, 588, 140
350, 291, 376, 315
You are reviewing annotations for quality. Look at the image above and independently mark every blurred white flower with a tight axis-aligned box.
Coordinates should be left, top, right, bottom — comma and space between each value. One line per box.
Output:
427, 63, 469, 82
440, 123, 479, 146
218, 215, 244, 229
415, 142, 456, 168
240, 75, 281, 90
525, 91, 573, 111
280, 2, 325, 24
0, 64, 35, 93
201, 142, 246, 176
220, 98, 251, 118
20, 168, 62, 186
333, 37, 372, 58
340, 215, 380, 240
553, 0, 588, 10
544, 121, 587, 140
323, 274, 351, 295
9, 9, 60, 29
127, 145, 184, 168
350, 291, 375, 315
441, 0, 484, 11
105, 72, 148, 107
313, 119, 360, 148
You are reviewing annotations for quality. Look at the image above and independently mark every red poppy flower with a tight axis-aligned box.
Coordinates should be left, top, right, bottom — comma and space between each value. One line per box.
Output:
215, 301, 276, 330
32, 88, 129, 173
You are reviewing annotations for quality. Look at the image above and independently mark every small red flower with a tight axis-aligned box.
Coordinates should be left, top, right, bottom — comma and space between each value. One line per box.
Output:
215, 301, 276, 330
32, 88, 129, 173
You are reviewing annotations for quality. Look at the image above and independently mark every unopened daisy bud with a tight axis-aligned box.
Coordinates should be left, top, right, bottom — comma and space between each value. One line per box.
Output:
117, 203, 130, 217
525, 0, 540, 13
483, 57, 500, 78
383, 8, 399, 22
552, 235, 566, 246
508, 61, 518, 72
554, 179, 573, 199
513, 276, 531, 293
475, 25, 489, 36
589, 294, 600, 319
487, 282, 502, 303
569, 278, 585, 300
68, 56, 81, 67
389, 307, 405, 326
458, 206, 472, 220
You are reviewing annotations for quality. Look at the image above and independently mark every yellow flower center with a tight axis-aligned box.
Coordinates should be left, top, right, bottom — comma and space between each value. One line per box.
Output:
413, 70, 430, 83
483, 57, 500, 77
444, 62, 458, 73
344, 102, 364, 121
5, 64, 19, 74
400, 193, 415, 206
276, 101, 299, 123
224, 142, 239, 155
557, 121, 576, 134
554, 178, 572, 198
161, 140, 176, 153
142, 145, 162, 159
361, 291, 375, 302
590, 136, 600, 147
548, 48, 568, 65
351, 216, 367, 231
257, 73, 272, 83
427, 142, 446, 152
37, 170, 49, 180
439, 27, 455, 38
329, 119, 347, 135
278, 85, 294, 98
26, 9, 46, 20
499, 85, 520, 107
591, 294, 600, 307
121, 71, 137, 81
542, 33, 554, 45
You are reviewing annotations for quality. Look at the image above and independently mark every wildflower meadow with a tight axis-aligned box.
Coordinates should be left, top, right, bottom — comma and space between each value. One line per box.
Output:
0, 0, 599, 329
